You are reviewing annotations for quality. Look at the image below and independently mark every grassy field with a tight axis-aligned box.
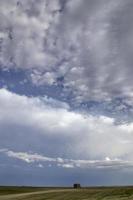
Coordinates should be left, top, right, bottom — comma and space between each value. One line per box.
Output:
1, 186, 133, 199
0, 186, 60, 195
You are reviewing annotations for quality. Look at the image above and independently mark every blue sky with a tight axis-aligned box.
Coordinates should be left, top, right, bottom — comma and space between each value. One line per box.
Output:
1, 0, 133, 186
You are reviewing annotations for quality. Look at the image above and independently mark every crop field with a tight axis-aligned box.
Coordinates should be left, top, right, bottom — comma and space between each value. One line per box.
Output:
1, 186, 133, 200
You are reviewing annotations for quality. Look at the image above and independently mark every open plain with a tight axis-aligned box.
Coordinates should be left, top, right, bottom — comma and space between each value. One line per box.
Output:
1, 186, 133, 200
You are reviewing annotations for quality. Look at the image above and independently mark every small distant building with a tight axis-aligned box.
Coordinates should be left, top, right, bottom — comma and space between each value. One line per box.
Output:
73, 183, 81, 188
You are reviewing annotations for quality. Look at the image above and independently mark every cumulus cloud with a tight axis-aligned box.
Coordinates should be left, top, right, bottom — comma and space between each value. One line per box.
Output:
1, 0, 133, 102
0, 0, 60, 68
1, 88, 133, 166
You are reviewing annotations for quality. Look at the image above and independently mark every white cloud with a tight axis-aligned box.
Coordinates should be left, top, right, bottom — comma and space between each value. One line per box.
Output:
0, 0, 60, 69
38, 164, 43, 168
6, 150, 55, 163
58, 163, 74, 169
1, 0, 133, 103
2, 149, 133, 169
0, 89, 133, 165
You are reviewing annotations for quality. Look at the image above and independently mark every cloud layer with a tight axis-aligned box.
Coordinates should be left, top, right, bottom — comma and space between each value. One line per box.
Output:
1, 149, 133, 169
1, 88, 133, 170
1, 0, 133, 102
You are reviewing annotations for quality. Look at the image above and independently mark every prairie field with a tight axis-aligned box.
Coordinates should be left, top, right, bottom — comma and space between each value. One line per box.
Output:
1, 186, 133, 200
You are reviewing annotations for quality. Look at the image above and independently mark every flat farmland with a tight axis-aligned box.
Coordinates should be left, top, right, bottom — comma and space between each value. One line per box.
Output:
1, 186, 133, 200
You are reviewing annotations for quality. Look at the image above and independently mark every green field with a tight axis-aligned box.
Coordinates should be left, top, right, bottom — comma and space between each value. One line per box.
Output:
1, 186, 133, 199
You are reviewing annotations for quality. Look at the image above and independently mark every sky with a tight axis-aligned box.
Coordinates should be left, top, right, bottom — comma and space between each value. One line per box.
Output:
1, 0, 133, 187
